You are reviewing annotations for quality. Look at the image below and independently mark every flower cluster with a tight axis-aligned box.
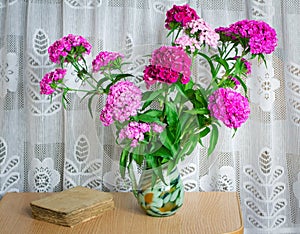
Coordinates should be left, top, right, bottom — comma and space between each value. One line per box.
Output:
208, 88, 250, 128
92, 51, 124, 72
165, 4, 199, 29
144, 46, 191, 86
48, 34, 92, 64
119, 122, 164, 147
40, 68, 66, 95
175, 35, 201, 53
183, 18, 220, 48
100, 81, 142, 126
234, 56, 252, 75
216, 19, 277, 54
143, 65, 182, 86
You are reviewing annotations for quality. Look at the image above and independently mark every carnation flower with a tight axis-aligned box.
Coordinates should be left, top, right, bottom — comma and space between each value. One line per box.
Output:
175, 35, 201, 53
40, 68, 67, 95
216, 19, 277, 54
184, 19, 220, 48
92, 51, 124, 72
165, 4, 199, 29
143, 65, 182, 87
228, 76, 240, 89
100, 81, 142, 126
144, 46, 191, 86
48, 34, 92, 64
119, 122, 164, 147
208, 88, 250, 128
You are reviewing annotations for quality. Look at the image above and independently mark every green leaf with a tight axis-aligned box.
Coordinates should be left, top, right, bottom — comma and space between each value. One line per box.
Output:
119, 149, 130, 178
199, 127, 210, 138
149, 146, 172, 160
160, 129, 177, 156
97, 77, 110, 89
207, 124, 219, 157
215, 56, 229, 71
142, 89, 164, 110
87, 93, 97, 119
165, 102, 178, 127
184, 108, 209, 115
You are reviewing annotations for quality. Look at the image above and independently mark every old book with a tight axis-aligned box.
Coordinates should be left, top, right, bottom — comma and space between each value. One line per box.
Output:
30, 186, 114, 227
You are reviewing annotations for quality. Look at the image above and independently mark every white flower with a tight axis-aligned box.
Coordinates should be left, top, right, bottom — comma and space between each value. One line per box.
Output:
0, 50, 18, 97
28, 158, 60, 192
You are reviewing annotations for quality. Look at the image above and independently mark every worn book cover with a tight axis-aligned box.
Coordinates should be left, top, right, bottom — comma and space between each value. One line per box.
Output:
30, 186, 114, 227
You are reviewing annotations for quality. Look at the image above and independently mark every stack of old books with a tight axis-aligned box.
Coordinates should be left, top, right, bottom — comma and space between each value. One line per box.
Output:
30, 186, 114, 227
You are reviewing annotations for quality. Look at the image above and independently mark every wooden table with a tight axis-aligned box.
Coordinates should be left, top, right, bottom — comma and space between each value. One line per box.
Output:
0, 192, 243, 234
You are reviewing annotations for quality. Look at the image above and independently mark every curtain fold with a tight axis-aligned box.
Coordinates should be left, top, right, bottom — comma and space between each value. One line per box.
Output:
0, 0, 299, 233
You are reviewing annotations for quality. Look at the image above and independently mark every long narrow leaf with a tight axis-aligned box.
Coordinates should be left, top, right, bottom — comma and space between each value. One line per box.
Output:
207, 124, 219, 157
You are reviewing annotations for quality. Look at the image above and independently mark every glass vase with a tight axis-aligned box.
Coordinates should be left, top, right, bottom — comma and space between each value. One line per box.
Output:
130, 163, 184, 217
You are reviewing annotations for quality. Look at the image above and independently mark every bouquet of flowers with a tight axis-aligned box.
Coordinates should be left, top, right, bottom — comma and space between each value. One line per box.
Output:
40, 5, 277, 188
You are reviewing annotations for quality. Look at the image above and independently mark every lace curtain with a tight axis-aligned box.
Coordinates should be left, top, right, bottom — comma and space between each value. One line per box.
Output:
0, 0, 299, 233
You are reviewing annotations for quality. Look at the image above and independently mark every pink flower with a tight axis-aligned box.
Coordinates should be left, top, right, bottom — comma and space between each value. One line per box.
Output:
100, 81, 142, 126
184, 19, 220, 48
119, 122, 164, 147
48, 34, 91, 64
208, 88, 250, 128
92, 51, 124, 72
165, 4, 199, 29
143, 46, 191, 86
216, 20, 277, 54
40, 68, 67, 95
175, 35, 201, 53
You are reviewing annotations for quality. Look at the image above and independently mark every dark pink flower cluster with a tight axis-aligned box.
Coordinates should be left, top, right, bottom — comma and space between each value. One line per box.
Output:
100, 81, 142, 126
143, 46, 191, 86
143, 65, 183, 87
119, 122, 164, 147
48, 34, 92, 64
233, 56, 252, 75
92, 51, 124, 72
216, 20, 277, 54
40, 68, 67, 95
208, 88, 250, 128
165, 4, 199, 29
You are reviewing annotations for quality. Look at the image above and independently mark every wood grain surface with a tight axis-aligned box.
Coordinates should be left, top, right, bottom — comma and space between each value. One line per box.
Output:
0, 192, 243, 234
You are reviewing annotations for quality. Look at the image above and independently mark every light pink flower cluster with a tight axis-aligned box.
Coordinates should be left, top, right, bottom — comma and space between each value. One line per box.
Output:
216, 20, 277, 54
40, 68, 67, 95
100, 81, 142, 126
184, 19, 220, 48
143, 46, 191, 86
175, 35, 201, 53
208, 88, 250, 128
119, 122, 164, 147
92, 51, 124, 72
48, 34, 92, 64
165, 4, 199, 29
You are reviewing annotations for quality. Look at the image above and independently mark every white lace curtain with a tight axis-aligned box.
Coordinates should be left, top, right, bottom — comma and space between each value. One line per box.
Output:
0, 0, 299, 233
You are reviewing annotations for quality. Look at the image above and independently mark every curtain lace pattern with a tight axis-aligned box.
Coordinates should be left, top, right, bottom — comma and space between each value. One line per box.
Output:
0, 0, 300, 233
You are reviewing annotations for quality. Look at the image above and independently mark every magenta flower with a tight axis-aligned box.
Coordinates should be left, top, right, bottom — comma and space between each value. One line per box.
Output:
92, 51, 124, 72
208, 88, 250, 128
100, 81, 142, 126
184, 19, 220, 48
143, 65, 182, 87
40, 68, 67, 95
165, 4, 199, 29
119, 122, 164, 147
48, 34, 92, 64
216, 20, 277, 54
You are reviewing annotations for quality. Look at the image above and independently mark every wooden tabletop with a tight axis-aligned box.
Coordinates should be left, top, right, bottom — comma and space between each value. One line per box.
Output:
0, 191, 243, 234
